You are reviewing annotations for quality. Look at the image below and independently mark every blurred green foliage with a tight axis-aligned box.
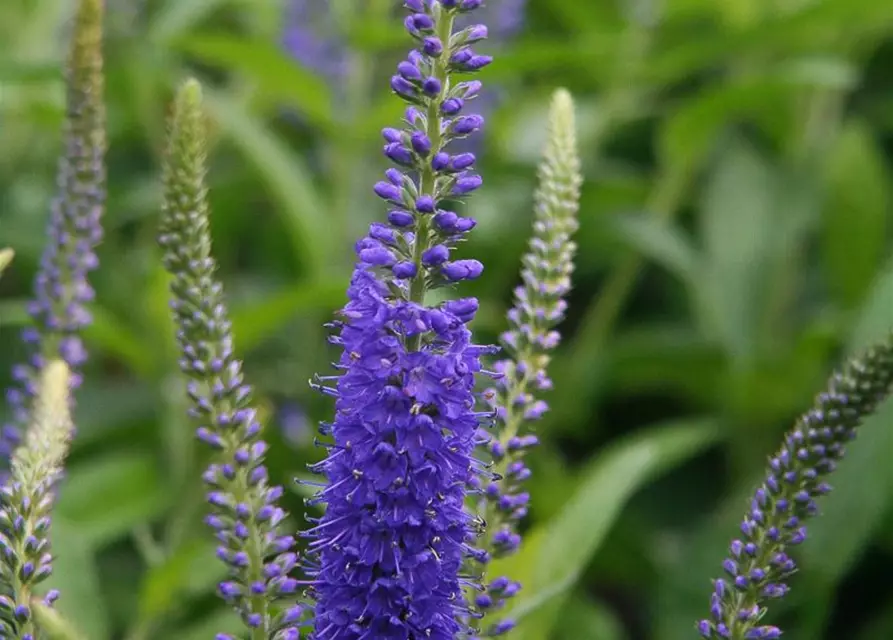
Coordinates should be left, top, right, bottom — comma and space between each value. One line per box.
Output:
3, 0, 893, 637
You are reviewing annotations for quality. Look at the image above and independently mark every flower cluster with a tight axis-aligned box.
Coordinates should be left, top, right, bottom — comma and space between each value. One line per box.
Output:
303, 1, 497, 637
697, 337, 893, 639
1, 0, 105, 468
471, 88, 581, 635
0, 361, 74, 639
158, 79, 302, 639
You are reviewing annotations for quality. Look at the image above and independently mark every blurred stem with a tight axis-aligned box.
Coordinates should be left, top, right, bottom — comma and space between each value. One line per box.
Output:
31, 602, 87, 640
161, 373, 196, 550
567, 167, 690, 377
132, 523, 166, 566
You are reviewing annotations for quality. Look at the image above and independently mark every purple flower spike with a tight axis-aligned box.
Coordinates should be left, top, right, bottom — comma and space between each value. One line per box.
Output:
1, 0, 106, 474
305, 1, 497, 637
698, 339, 893, 638
158, 80, 304, 637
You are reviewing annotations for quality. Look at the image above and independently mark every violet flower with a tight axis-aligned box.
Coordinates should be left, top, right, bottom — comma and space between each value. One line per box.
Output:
472, 88, 581, 635
158, 79, 303, 639
1, 0, 105, 468
0, 361, 73, 639
697, 338, 893, 639
303, 1, 497, 637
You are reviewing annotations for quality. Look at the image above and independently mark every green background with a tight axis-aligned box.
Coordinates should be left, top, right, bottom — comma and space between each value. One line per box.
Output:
3, 0, 893, 637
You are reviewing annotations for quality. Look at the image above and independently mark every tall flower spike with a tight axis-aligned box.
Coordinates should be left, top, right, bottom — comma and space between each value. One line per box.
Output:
304, 1, 497, 637
158, 79, 303, 640
697, 337, 893, 639
1, 0, 106, 467
472, 88, 581, 636
0, 360, 74, 639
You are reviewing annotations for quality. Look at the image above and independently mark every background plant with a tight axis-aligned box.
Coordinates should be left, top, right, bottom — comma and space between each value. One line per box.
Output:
2, 0, 893, 638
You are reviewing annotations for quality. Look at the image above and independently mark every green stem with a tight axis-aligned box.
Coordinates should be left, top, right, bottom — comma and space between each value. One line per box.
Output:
408, 10, 454, 336
31, 603, 86, 640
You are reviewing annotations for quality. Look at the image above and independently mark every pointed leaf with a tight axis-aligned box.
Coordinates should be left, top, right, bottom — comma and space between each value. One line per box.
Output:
822, 120, 890, 309
203, 91, 330, 276
495, 419, 721, 639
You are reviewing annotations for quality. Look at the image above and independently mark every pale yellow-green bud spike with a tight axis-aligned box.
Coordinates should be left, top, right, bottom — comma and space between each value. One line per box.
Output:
0, 248, 13, 278
474, 91, 584, 630
14, 360, 74, 480
535, 88, 582, 231
0, 361, 73, 637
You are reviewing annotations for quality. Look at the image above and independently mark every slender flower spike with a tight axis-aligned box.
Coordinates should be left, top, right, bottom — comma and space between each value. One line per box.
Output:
1, 0, 106, 466
305, 1, 497, 637
697, 337, 893, 639
158, 79, 303, 639
473, 89, 581, 634
0, 360, 74, 639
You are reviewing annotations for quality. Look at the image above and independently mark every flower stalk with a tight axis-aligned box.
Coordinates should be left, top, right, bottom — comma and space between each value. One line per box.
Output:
304, 1, 496, 637
158, 79, 302, 640
698, 337, 893, 639
1, 0, 106, 466
0, 361, 74, 639
471, 88, 581, 635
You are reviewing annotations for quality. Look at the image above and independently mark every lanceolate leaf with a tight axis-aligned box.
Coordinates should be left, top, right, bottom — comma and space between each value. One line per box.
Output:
495, 419, 721, 639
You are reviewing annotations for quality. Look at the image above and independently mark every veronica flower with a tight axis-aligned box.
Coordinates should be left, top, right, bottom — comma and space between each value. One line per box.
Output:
158, 79, 302, 639
472, 88, 581, 635
697, 338, 893, 639
0, 360, 74, 639
1, 0, 105, 467
303, 1, 497, 637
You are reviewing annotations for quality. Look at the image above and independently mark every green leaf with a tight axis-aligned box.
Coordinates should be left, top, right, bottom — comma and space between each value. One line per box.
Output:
848, 257, 893, 352
203, 91, 331, 277
495, 418, 722, 640
230, 278, 347, 353
149, 0, 231, 43
659, 80, 791, 176
173, 34, 334, 132
50, 518, 110, 640
797, 259, 893, 584
71, 381, 157, 447
56, 452, 171, 547
84, 305, 157, 378
169, 609, 244, 640
0, 298, 28, 326
138, 538, 227, 622
697, 138, 776, 361
822, 120, 890, 309
855, 593, 893, 639
553, 595, 628, 640
611, 213, 699, 285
